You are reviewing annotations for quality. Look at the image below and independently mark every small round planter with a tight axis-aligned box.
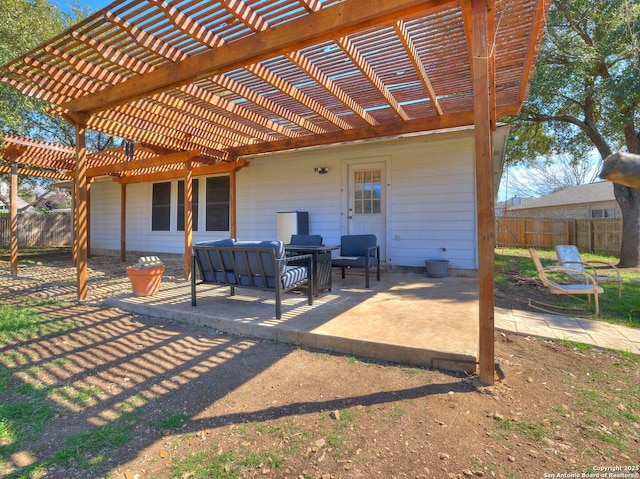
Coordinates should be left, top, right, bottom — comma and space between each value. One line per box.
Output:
126, 265, 165, 297
424, 259, 449, 278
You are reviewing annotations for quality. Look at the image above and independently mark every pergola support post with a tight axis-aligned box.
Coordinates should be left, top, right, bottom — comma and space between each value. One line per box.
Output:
9, 162, 18, 276
120, 183, 127, 262
87, 181, 91, 259
472, 0, 495, 385
184, 161, 193, 279
230, 168, 237, 239
75, 122, 89, 300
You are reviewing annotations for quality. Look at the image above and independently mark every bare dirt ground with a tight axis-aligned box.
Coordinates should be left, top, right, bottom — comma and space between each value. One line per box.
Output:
0, 251, 639, 479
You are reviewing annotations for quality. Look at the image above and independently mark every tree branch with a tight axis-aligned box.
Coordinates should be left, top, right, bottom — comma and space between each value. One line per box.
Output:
555, 1, 593, 47
521, 110, 612, 159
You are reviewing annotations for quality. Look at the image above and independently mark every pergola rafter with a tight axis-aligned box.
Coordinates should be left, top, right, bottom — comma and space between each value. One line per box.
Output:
286, 50, 379, 126
147, 0, 227, 50
1, 0, 549, 165
245, 62, 353, 130
336, 35, 410, 121
178, 84, 296, 141
393, 20, 443, 116
0, 0, 553, 384
212, 73, 327, 135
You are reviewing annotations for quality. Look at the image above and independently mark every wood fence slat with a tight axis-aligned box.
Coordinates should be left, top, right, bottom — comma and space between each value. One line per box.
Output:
497, 217, 622, 256
0, 213, 72, 248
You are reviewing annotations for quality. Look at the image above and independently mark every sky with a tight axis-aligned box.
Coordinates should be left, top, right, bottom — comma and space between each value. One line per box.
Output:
54, 0, 109, 16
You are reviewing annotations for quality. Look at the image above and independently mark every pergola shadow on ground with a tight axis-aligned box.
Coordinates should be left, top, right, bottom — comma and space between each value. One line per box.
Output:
0, 278, 475, 478
1, 252, 480, 373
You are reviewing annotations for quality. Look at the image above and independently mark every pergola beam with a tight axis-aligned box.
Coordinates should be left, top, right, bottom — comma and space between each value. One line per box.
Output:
62, 0, 458, 114
228, 109, 522, 157
113, 159, 248, 184
83, 149, 199, 178
0, 164, 68, 180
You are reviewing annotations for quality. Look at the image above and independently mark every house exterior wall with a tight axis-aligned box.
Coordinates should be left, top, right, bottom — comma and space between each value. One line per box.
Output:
509, 200, 620, 219
89, 130, 488, 271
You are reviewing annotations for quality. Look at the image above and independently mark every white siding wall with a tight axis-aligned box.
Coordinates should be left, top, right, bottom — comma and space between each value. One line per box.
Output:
90, 179, 232, 254
237, 131, 479, 270
88, 129, 492, 269
237, 147, 343, 246
89, 180, 121, 250
388, 136, 477, 269
124, 182, 182, 253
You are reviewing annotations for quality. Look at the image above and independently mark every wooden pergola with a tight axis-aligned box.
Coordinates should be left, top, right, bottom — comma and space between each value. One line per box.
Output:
0, 0, 552, 384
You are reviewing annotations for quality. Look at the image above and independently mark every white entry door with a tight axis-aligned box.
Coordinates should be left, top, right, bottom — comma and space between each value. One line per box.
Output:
346, 161, 386, 260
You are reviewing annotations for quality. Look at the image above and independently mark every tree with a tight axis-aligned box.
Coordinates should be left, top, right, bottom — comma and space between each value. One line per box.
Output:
1, 0, 120, 195
507, 0, 640, 265
0, 0, 70, 136
501, 154, 600, 199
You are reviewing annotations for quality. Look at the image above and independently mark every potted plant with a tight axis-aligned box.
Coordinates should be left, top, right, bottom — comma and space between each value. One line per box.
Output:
126, 256, 165, 296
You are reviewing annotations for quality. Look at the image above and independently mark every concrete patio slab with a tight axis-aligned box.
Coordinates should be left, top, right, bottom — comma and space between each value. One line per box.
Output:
106, 271, 480, 373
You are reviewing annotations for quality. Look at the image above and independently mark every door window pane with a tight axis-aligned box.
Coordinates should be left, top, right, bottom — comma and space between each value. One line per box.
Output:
353, 169, 381, 215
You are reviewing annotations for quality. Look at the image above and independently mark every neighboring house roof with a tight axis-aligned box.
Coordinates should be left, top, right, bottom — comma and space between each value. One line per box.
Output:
507, 182, 615, 211
0, 195, 30, 212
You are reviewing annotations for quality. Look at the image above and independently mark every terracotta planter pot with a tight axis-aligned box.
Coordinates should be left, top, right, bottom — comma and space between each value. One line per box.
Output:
126, 265, 165, 297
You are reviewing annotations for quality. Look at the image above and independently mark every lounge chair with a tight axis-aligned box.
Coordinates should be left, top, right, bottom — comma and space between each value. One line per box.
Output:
554, 245, 622, 299
529, 248, 603, 315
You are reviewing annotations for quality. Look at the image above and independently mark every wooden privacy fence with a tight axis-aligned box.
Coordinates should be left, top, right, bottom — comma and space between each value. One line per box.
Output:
0, 213, 72, 248
497, 217, 622, 256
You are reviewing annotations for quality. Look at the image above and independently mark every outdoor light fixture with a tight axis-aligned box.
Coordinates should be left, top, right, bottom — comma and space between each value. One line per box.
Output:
314, 167, 329, 174
124, 140, 134, 160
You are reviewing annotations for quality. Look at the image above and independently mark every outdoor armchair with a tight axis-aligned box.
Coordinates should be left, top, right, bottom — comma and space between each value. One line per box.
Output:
332, 234, 380, 288
554, 245, 622, 299
529, 248, 603, 315
289, 234, 323, 246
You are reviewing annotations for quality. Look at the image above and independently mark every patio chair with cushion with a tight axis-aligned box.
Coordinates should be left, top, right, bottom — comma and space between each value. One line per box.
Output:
529, 248, 603, 315
289, 234, 323, 246
332, 234, 380, 288
554, 244, 622, 299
